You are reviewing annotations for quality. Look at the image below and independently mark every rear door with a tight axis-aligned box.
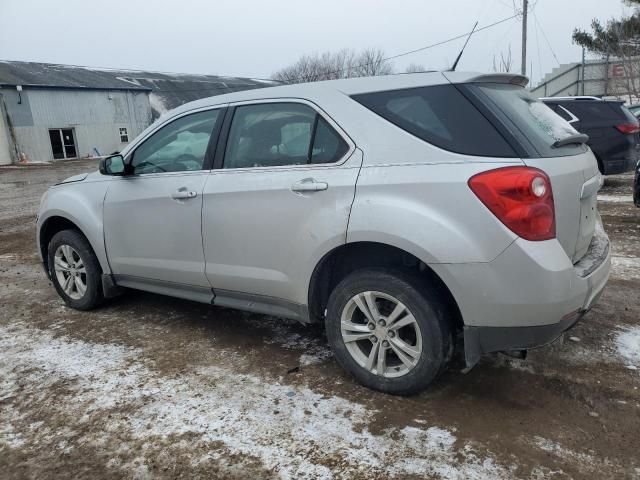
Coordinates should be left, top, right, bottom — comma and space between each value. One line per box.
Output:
470, 84, 599, 263
201, 100, 360, 305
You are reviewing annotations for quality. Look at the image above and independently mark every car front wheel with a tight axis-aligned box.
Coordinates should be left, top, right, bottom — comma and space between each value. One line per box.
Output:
47, 229, 104, 310
325, 269, 452, 395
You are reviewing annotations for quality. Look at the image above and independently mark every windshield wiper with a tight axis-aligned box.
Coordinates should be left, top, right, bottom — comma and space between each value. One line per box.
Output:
552, 133, 589, 148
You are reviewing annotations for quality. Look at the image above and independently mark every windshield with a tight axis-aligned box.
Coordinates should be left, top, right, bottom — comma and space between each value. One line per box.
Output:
471, 83, 587, 157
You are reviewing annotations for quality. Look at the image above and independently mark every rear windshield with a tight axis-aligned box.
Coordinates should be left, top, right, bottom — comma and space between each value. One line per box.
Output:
471, 83, 587, 157
351, 85, 517, 157
554, 100, 628, 122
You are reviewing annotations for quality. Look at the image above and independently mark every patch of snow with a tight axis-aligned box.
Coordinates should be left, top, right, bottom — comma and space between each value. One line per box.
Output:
574, 220, 609, 277
250, 78, 279, 85
299, 350, 333, 367
615, 326, 640, 367
148, 92, 168, 116
115, 76, 143, 87
597, 194, 634, 203
531, 436, 596, 468
611, 256, 640, 280
0, 323, 511, 478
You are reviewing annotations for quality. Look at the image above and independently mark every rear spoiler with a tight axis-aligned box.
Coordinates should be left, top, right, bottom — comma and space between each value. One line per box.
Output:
443, 72, 529, 87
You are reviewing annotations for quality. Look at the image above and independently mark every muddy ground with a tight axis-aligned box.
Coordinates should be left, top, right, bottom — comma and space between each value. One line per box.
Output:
1, 159, 639, 479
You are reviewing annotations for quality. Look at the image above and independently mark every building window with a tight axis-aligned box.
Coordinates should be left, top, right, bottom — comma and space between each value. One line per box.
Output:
119, 127, 129, 143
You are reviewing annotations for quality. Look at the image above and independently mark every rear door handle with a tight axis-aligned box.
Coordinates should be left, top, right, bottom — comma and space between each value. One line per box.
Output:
171, 189, 198, 200
291, 178, 328, 193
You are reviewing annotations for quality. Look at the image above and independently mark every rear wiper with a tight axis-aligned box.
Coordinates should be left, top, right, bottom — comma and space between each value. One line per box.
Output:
552, 133, 589, 148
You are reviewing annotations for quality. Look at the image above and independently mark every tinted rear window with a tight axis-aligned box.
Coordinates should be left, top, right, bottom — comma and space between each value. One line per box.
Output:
558, 101, 627, 122
351, 85, 516, 157
472, 84, 587, 157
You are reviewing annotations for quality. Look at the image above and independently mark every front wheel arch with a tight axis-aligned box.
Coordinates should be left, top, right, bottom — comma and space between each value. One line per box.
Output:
39, 216, 97, 277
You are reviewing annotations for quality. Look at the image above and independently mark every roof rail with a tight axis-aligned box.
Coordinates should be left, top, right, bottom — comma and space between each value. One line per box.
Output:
539, 96, 601, 101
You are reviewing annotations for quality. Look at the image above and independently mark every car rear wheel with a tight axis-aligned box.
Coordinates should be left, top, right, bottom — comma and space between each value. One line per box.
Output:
325, 269, 452, 395
48, 229, 103, 310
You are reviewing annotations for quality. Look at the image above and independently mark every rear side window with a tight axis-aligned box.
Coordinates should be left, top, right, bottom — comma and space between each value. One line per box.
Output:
352, 85, 516, 157
223, 103, 349, 169
472, 84, 586, 157
548, 104, 575, 122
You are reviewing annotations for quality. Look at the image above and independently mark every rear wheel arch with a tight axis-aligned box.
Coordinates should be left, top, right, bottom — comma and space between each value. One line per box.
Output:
307, 241, 463, 330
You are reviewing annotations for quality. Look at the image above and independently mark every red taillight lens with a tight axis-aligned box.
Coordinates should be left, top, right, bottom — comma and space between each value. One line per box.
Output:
615, 123, 640, 134
468, 166, 556, 241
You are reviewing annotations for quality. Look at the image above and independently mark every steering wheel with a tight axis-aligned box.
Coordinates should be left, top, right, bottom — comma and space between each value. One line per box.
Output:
174, 154, 202, 171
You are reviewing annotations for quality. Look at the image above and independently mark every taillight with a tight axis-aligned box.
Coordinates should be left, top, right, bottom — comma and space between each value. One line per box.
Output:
468, 166, 556, 241
615, 123, 640, 134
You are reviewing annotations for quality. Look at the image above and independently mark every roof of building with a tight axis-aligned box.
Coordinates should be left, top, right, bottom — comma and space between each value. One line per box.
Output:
0, 60, 280, 117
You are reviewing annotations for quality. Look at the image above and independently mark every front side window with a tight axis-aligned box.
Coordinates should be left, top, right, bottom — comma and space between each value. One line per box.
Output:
352, 85, 517, 157
131, 109, 221, 174
223, 103, 348, 169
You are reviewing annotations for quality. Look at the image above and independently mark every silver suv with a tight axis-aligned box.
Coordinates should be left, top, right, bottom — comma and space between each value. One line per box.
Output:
36, 72, 611, 394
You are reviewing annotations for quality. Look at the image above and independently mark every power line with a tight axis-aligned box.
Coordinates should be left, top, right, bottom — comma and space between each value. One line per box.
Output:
371, 14, 519, 65
533, 7, 544, 82
17, 13, 520, 97
285, 13, 520, 82
533, 10, 561, 66
145, 13, 521, 94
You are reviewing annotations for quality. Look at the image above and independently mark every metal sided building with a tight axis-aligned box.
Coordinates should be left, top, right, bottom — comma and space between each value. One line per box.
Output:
0, 61, 280, 165
0, 61, 152, 165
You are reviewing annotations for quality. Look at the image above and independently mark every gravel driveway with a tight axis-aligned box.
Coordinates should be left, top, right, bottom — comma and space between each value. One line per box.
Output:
1, 159, 639, 479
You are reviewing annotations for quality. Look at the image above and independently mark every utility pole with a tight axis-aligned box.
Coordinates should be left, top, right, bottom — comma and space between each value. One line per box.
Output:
521, 0, 528, 76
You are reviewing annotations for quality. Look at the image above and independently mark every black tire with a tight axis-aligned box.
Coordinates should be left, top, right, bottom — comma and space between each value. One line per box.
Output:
47, 229, 104, 310
325, 269, 452, 395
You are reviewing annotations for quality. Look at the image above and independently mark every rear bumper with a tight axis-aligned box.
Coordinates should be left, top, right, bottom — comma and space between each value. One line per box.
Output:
463, 309, 584, 365
430, 223, 611, 367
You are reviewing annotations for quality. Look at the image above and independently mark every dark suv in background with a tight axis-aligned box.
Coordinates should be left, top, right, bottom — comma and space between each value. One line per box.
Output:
542, 96, 639, 175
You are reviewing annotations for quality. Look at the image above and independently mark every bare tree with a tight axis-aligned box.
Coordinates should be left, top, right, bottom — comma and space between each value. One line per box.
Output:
492, 46, 514, 73
353, 48, 395, 77
405, 63, 427, 73
272, 48, 394, 84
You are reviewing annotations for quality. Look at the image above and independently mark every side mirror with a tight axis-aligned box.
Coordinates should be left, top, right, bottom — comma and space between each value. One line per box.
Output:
99, 154, 128, 176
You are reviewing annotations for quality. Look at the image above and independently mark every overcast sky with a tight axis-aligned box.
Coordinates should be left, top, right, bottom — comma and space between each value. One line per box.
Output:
0, 0, 630, 84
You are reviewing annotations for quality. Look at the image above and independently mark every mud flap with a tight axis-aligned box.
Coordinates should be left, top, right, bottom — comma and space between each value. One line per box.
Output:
102, 274, 125, 298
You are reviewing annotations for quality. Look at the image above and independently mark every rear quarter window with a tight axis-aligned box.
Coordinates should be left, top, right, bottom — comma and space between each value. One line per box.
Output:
351, 85, 517, 157
470, 84, 587, 158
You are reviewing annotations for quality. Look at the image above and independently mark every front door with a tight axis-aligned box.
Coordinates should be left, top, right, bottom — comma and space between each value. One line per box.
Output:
202, 101, 361, 306
103, 107, 224, 288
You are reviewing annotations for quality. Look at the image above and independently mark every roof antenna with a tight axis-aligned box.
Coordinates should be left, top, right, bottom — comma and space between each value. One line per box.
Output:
449, 21, 479, 71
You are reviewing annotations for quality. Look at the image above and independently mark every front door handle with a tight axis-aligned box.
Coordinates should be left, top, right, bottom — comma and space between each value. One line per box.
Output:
291, 178, 328, 193
171, 189, 198, 200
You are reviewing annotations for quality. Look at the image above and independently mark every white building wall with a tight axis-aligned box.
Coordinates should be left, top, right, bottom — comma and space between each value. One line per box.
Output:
531, 57, 640, 101
3, 88, 151, 162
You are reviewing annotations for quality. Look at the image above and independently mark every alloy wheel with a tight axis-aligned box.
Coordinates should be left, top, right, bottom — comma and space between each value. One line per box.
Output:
340, 291, 422, 378
53, 244, 87, 300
